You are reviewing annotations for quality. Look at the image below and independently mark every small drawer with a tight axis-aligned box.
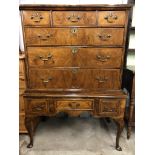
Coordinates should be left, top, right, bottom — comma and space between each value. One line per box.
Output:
56, 99, 94, 111
53, 11, 96, 26
19, 90, 25, 112
26, 99, 48, 114
99, 99, 120, 115
19, 75, 26, 89
98, 11, 126, 26
22, 11, 50, 26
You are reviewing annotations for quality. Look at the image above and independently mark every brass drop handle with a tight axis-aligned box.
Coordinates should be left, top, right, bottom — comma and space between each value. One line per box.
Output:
71, 47, 78, 54
67, 14, 81, 22
30, 12, 44, 22
41, 77, 52, 83
96, 55, 110, 62
38, 34, 51, 40
32, 104, 45, 112
96, 77, 108, 83
98, 34, 112, 41
104, 12, 118, 23
68, 102, 80, 109
39, 54, 54, 63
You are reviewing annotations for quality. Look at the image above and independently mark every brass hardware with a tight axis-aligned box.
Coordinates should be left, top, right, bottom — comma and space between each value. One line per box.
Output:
96, 55, 110, 62
71, 47, 78, 54
67, 13, 81, 22
71, 28, 78, 34
96, 76, 108, 83
68, 102, 80, 109
30, 12, 44, 23
32, 104, 45, 112
41, 77, 52, 83
104, 12, 118, 23
103, 108, 115, 112
39, 53, 54, 63
37, 34, 51, 40
98, 34, 112, 41
72, 68, 78, 74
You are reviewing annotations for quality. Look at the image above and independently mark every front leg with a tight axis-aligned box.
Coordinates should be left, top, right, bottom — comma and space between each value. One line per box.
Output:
114, 118, 124, 151
25, 116, 35, 148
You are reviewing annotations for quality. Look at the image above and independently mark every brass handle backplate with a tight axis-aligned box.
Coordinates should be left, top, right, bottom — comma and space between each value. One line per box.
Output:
104, 12, 118, 23
96, 55, 110, 62
37, 34, 51, 40
41, 77, 52, 83
39, 53, 54, 63
98, 34, 112, 41
30, 12, 44, 23
32, 104, 45, 112
68, 102, 80, 109
96, 76, 108, 83
67, 13, 81, 22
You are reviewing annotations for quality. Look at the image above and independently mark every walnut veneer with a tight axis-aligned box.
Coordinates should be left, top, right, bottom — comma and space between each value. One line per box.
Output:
20, 4, 131, 151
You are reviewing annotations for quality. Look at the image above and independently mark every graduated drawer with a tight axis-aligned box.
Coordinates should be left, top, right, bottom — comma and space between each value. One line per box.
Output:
27, 47, 123, 68
29, 69, 121, 89
25, 28, 124, 46
98, 11, 126, 26
56, 99, 94, 111
22, 11, 51, 26
52, 11, 96, 26
25, 99, 48, 114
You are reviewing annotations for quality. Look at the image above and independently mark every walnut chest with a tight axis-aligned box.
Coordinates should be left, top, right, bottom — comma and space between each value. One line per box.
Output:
20, 4, 131, 151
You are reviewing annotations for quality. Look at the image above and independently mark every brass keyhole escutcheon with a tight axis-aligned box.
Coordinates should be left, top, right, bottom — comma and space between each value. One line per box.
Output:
71, 28, 78, 34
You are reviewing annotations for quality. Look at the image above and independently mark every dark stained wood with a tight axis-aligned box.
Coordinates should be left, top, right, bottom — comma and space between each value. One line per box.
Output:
25, 28, 124, 46
19, 4, 132, 11
20, 4, 131, 150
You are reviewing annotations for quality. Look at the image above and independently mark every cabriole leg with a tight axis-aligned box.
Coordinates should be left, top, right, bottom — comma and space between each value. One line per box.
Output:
114, 118, 124, 151
25, 116, 35, 148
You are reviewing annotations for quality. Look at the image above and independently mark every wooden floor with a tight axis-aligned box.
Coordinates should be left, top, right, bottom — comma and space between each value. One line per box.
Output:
20, 117, 135, 155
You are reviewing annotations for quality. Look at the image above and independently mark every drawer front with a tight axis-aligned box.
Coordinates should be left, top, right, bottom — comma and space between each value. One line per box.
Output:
27, 47, 123, 68
19, 90, 25, 112
26, 99, 48, 114
29, 69, 120, 89
98, 11, 126, 26
99, 99, 120, 116
56, 99, 94, 111
25, 28, 124, 46
27, 47, 73, 67
23, 11, 50, 26
53, 11, 96, 26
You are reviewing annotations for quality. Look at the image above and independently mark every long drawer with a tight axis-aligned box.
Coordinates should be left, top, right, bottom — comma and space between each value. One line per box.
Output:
27, 47, 123, 68
29, 69, 121, 89
25, 28, 124, 46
